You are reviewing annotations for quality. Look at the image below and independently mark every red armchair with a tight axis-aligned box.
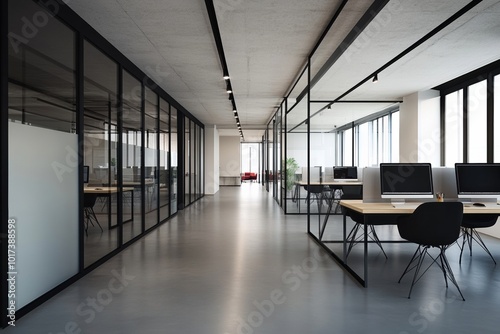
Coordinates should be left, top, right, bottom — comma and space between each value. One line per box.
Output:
241, 172, 257, 182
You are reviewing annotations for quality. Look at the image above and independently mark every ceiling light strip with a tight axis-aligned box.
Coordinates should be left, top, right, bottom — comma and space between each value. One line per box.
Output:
204, 0, 243, 140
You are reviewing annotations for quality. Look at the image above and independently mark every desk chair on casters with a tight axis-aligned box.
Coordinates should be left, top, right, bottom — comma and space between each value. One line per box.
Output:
83, 193, 103, 236
460, 214, 497, 265
397, 202, 465, 300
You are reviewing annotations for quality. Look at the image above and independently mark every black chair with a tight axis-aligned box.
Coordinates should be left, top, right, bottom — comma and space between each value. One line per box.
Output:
341, 185, 389, 260
303, 185, 327, 213
460, 214, 497, 264
397, 202, 465, 300
83, 193, 103, 236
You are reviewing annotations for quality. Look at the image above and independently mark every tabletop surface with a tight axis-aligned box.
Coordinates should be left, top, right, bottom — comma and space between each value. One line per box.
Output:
84, 187, 134, 193
340, 199, 500, 214
296, 181, 363, 186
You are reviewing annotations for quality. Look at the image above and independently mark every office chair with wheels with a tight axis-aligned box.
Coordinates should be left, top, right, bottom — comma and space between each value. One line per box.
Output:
83, 193, 103, 236
341, 185, 389, 260
397, 202, 465, 300
460, 214, 498, 264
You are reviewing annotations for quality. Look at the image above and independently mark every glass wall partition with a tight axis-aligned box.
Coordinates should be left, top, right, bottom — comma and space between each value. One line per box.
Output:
83, 40, 120, 266
171, 108, 179, 214
122, 71, 143, 243
285, 98, 308, 214
7, 0, 79, 308
190, 119, 196, 203
267, 122, 274, 195
145, 88, 159, 230
275, 108, 282, 205
184, 118, 191, 205
3, 0, 205, 322
159, 99, 170, 221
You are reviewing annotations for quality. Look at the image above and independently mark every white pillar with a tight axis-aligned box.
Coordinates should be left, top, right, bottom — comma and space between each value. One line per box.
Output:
205, 125, 219, 195
399, 90, 441, 164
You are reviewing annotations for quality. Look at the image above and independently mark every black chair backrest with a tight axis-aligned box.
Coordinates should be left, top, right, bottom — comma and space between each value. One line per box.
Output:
340, 185, 363, 200
304, 185, 325, 194
397, 202, 463, 247
83, 193, 98, 208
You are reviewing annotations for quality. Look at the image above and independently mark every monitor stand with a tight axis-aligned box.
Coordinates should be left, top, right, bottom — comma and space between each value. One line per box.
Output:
390, 199, 406, 206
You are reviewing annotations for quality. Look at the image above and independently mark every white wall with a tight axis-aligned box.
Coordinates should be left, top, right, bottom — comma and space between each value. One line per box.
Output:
219, 136, 241, 177
205, 126, 219, 195
9, 122, 79, 308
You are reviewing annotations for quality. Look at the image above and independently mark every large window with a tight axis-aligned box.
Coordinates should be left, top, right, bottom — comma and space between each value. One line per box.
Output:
468, 80, 487, 162
442, 63, 500, 166
444, 90, 464, 166
241, 143, 261, 175
338, 111, 399, 168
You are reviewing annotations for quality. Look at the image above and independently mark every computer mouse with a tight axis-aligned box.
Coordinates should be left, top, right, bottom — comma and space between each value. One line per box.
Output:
473, 202, 485, 207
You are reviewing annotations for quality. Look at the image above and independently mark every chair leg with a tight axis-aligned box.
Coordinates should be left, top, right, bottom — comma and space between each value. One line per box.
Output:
439, 247, 465, 301
346, 223, 361, 258
399, 246, 422, 283
407, 246, 428, 299
86, 207, 103, 233
370, 226, 388, 259
345, 224, 388, 260
460, 227, 496, 264
471, 228, 496, 264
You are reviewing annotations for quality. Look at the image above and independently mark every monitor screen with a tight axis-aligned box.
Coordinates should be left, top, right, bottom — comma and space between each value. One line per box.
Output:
83, 165, 89, 184
455, 163, 500, 198
334, 167, 358, 181
380, 163, 434, 199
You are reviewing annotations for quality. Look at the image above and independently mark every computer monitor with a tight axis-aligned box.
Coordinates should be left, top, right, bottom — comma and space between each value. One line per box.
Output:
83, 165, 89, 184
334, 166, 358, 181
455, 163, 500, 203
380, 163, 434, 204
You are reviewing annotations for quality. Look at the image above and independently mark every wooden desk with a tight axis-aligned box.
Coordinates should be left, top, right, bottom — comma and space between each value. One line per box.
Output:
312, 199, 500, 287
84, 187, 134, 228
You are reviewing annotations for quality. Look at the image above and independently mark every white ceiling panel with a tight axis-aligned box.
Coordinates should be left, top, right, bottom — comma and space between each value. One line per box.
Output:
66, 0, 500, 142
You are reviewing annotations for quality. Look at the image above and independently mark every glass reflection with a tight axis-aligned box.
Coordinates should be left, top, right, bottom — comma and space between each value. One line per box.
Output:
83, 41, 119, 266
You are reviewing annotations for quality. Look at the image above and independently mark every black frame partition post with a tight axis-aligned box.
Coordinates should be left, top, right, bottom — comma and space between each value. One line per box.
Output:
156, 93, 161, 225
76, 33, 85, 271
1, 0, 9, 328
117, 66, 124, 246
178, 115, 185, 210
140, 84, 146, 232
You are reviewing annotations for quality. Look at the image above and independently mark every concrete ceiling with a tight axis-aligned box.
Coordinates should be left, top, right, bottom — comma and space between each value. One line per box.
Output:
65, 0, 500, 141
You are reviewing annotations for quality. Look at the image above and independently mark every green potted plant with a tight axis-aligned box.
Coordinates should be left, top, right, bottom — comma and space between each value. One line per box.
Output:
285, 157, 299, 192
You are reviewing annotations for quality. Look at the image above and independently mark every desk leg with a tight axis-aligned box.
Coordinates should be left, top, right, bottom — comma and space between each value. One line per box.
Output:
131, 190, 134, 219
364, 216, 368, 288
343, 213, 347, 263
319, 191, 334, 241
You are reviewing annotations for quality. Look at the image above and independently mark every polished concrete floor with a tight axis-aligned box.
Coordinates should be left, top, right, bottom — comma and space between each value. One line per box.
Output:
5, 184, 500, 333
